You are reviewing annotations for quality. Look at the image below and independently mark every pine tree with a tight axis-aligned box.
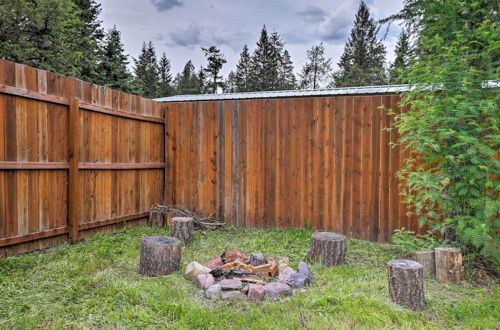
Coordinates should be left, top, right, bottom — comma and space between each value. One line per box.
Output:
196, 66, 206, 94
73, 0, 105, 83
133, 41, 160, 98
176, 60, 199, 95
332, 1, 387, 87
278, 49, 296, 90
158, 53, 174, 96
202, 46, 227, 94
0, 0, 86, 77
97, 26, 134, 92
248, 26, 275, 91
389, 29, 412, 84
269, 31, 284, 89
234, 45, 251, 92
299, 43, 332, 89
224, 71, 237, 93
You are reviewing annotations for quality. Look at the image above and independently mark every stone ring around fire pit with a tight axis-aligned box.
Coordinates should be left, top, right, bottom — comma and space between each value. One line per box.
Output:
184, 250, 315, 301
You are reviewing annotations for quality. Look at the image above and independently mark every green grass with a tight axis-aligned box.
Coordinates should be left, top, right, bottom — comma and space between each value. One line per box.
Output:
0, 226, 498, 329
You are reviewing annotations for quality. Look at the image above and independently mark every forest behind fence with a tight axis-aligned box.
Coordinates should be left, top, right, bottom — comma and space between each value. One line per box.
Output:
0, 59, 419, 257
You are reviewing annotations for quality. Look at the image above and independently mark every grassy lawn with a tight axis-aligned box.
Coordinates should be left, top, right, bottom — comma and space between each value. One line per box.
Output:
0, 226, 498, 329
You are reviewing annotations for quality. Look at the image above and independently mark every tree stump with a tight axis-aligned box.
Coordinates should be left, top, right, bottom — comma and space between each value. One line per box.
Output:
139, 236, 181, 276
415, 250, 435, 277
435, 247, 464, 284
171, 217, 194, 243
308, 232, 347, 266
387, 259, 425, 311
148, 210, 166, 227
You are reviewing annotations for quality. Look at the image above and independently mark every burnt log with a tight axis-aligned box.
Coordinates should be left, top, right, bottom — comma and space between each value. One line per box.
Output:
139, 236, 181, 276
387, 259, 425, 311
308, 232, 347, 266
171, 217, 194, 243
435, 247, 464, 284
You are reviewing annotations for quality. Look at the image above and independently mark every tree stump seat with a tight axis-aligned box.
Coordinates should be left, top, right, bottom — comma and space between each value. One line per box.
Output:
171, 217, 194, 243
308, 232, 347, 266
387, 259, 425, 311
139, 236, 182, 276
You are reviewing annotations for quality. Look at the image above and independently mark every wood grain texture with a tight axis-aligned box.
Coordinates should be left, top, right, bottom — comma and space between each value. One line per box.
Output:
165, 96, 420, 242
0, 59, 165, 256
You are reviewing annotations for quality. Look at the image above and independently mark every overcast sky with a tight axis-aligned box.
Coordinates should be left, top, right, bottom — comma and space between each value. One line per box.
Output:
99, 0, 404, 78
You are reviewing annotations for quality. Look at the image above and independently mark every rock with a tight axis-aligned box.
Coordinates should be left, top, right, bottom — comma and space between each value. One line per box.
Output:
205, 284, 221, 300
221, 290, 243, 300
246, 283, 265, 301
249, 253, 265, 266
268, 256, 290, 264
220, 279, 243, 290
206, 257, 224, 269
298, 261, 315, 282
221, 250, 248, 264
278, 268, 296, 283
195, 274, 215, 290
288, 272, 309, 288
185, 261, 211, 281
264, 282, 293, 300
278, 264, 294, 273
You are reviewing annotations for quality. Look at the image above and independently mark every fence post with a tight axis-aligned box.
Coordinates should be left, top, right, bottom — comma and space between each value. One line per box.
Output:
68, 97, 81, 244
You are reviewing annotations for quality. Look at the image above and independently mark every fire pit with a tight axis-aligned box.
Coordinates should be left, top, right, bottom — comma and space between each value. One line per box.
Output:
184, 250, 315, 301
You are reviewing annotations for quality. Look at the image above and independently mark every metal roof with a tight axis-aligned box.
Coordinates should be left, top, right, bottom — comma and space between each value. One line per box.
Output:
154, 84, 411, 102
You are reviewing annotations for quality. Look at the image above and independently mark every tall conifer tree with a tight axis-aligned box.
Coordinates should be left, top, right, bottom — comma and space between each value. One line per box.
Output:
98, 26, 134, 92
279, 49, 296, 90
175, 60, 199, 95
202, 46, 226, 94
389, 29, 412, 83
133, 41, 160, 98
299, 43, 332, 89
234, 45, 251, 92
332, 1, 387, 87
158, 52, 174, 96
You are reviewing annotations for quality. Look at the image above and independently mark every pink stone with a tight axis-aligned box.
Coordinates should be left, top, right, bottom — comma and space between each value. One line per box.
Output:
220, 279, 243, 290
206, 257, 224, 269
195, 274, 215, 290
268, 256, 290, 264
246, 284, 265, 302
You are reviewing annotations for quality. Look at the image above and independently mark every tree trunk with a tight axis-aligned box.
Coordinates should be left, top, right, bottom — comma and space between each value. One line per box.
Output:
308, 232, 347, 266
387, 259, 425, 311
171, 217, 194, 243
139, 236, 181, 276
415, 250, 435, 277
148, 210, 165, 227
435, 247, 464, 284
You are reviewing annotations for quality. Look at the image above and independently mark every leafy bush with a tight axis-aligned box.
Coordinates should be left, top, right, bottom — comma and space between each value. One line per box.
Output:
386, 0, 499, 263
392, 228, 443, 254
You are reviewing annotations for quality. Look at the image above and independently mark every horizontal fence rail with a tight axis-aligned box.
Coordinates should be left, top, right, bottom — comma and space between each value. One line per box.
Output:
0, 59, 167, 257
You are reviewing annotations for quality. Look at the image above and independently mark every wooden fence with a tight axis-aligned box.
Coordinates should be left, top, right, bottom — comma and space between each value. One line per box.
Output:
0, 59, 421, 258
164, 96, 419, 242
0, 59, 166, 257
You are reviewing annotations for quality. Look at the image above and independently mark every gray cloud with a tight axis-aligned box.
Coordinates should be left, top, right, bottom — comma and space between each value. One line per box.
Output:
168, 23, 201, 47
297, 6, 328, 23
150, 0, 183, 11
317, 13, 352, 44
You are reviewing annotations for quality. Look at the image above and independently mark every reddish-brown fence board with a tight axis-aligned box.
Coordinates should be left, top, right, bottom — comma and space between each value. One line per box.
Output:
165, 96, 419, 242
0, 59, 166, 257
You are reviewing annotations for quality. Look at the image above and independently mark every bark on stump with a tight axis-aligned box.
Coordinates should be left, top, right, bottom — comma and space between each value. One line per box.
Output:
387, 259, 425, 311
171, 217, 194, 243
148, 210, 165, 227
308, 232, 347, 266
435, 247, 464, 284
415, 250, 435, 277
139, 236, 181, 276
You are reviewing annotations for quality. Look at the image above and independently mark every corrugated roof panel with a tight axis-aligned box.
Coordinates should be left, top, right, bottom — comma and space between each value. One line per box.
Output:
154, 84, 411, 102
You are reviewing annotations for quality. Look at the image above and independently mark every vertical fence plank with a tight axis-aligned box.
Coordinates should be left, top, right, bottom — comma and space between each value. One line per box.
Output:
68, 98, 80, 244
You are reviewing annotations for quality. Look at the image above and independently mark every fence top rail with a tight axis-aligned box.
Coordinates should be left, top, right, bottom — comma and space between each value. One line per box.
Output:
155, 84, 410, 103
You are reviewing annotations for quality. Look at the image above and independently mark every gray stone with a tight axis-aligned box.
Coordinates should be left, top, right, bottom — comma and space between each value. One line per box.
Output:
205, 284, 221, 300
249, 253, 265, 266
287, 272, 310, 288
221, 290, 243, 300
220, 279, 243, 290
278, 268, 296, 283
264, 282, 293, 300
298, 261, 315, 282
195, 274, 215, 290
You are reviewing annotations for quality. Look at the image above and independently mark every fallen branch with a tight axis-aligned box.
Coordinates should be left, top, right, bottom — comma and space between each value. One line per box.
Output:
149, 204, 225, 231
